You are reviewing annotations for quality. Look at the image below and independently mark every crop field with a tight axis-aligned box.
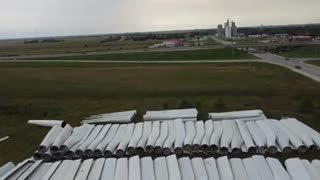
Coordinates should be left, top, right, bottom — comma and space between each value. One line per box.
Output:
32, 48, 255, 60
0, 62, 319, 164
0, 37, 161, 56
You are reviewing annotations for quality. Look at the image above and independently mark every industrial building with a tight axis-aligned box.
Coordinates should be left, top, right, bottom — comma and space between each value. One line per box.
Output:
149, 39, 183, 48
217, 19, 238, 38
288, 36, 313, 42
224, 19, 232, 38
217, 24, 224, 38
231, 21, 238, 37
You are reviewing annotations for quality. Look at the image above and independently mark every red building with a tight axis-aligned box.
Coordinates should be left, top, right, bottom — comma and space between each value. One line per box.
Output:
163, 39, 183, 47
288, 36, 313, 42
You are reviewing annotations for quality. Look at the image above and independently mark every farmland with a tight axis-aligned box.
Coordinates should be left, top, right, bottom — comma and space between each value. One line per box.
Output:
30, 48, 255, 61
277, 44, 320, 58
305, 60, 320, 67
0, 37, 161, 56
0, 62, 319, 164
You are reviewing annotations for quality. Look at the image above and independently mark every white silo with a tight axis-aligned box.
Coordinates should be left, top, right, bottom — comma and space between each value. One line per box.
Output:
224, 19, 232, 38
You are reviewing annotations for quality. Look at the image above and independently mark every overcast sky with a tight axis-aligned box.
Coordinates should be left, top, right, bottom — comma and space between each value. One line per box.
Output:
1, 0, 319, 39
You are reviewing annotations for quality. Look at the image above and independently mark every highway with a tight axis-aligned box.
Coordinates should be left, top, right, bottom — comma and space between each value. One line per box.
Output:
250, 52, 320, 82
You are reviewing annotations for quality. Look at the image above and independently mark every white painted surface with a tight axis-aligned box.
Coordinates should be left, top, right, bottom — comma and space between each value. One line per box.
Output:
100, 158, 117, 180
141, 157, 155, 180
166, 155, 181, 180
217, 156, 233, 180
95, 124, 119, 154
87, 158, 105, 180
129, 156, 140, 180
229, 158, 248, 180
114, 158, 128, 180
128, 123, 143, 149
28, 120, 66, 128
191, 158, 208, 180
63, 159, 81, 180
154, 157, 169, 180
285, 158, 311, 180
266, 158, 291, 180
203, 158, 220, 180
184, 121, 196, 147
74, 159, 93, 180
155, 121, 169, 148
146, 121, 161, 149
193, 122, 205, 146
137, 121, 152, 150
201, 121, 213, 147
178, 157, 195, 180
0, 162, 15, 178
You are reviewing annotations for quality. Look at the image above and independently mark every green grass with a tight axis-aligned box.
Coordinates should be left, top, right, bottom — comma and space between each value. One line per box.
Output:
277, 45, 320, 58
0, 38, 161, 56
0, 62, 319, 164
30, 48, 256, 60
305, 60, 320, 67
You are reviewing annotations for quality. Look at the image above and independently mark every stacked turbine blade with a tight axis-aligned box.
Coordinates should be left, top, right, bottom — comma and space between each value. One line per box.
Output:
82, 110, 137, 124
144, 108, 198, 122
209, 109, 266, 121
33, 117, 320, 160
0, 136, 9, 143
28, 120, 67, 127
3, 155, 320, 180
2, 109, 320, 180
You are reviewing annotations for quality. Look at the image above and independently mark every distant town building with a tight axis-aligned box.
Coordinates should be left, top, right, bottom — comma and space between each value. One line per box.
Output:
149, 39, 183, 48
163, 39, 183, 47
248, 34, 271, 38
224, 19, 232, 38
275, 34, 289, 39
238, 33, 245, 37
217, 24, 224, 38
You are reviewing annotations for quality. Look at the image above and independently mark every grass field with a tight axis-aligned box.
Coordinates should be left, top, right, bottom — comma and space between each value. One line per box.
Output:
0, 62, 319, 164
32, 48, 255, 60
277, 44, 320, 58
0, 38, 161, 56
305, 60, 320, 67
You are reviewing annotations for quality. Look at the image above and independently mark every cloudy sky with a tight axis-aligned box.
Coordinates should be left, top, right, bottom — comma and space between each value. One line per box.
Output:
1, 0, 319, 39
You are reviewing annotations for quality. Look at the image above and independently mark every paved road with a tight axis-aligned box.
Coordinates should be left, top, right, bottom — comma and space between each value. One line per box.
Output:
251, 52, 320, 82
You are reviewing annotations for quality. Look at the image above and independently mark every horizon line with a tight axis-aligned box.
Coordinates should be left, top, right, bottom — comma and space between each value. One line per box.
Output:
1, 22, 319, 41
